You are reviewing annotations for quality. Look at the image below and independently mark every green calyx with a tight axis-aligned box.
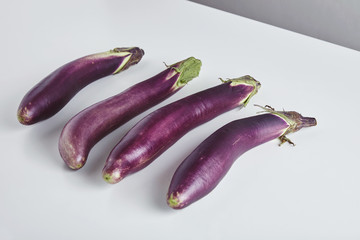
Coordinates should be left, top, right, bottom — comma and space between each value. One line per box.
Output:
169, 57, 202, 89
110, 47, 144, 74
112, 55, 131, 74
221, 75, 261, 107
254, 105, 317, 145
109, 47, 134, 56
255, 104, 297, 134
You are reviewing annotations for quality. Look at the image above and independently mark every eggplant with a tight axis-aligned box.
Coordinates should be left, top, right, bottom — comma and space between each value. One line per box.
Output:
17, 47, 144, 125
102, 75, 261, 184
167, 105, 317, 209
59, 57, 202, 170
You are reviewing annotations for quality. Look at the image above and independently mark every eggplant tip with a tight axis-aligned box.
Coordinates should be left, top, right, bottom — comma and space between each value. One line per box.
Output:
17, 107, 31, 125
17, 114, 26, 125
102, 169, 122, 184
68, 162, 84, 170
59, 141, 86, 170
167, 193, 182, 209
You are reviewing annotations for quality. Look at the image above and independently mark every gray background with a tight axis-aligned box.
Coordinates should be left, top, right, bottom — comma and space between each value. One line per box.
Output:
190, 0, 360, 51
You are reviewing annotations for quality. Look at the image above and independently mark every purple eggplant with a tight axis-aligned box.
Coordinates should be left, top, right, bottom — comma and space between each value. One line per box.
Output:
17, 47, 144, 125
167, 105, 317, 209
59, 57, 202, 170
102, 75, 261, 184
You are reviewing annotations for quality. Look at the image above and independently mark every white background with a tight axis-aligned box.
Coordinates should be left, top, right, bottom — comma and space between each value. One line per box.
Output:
1, 0, 360, 239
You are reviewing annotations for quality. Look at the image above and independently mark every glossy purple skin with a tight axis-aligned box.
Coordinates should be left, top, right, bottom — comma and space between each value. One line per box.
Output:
59, 62, 190, 170
17, 47, 144, 125
103, 81, 257, 183
167, 113, 289, 209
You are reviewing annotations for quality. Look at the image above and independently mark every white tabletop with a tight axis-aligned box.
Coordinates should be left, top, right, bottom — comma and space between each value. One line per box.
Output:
1, 0, 360, 239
